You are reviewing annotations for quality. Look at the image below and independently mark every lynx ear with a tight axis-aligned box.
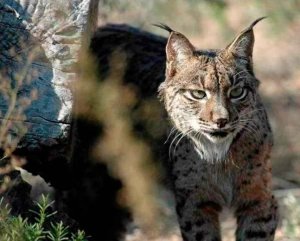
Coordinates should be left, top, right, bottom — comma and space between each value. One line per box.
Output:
166, 31, 194, 76
226, 17, 266, 61
154, 24, 194, 77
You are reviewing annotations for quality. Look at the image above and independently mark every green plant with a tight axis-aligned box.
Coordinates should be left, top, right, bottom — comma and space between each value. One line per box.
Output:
0, 195, 88, 241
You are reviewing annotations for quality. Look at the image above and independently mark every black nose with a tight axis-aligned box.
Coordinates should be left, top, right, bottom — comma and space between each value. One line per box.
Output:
215, 118, 228, 128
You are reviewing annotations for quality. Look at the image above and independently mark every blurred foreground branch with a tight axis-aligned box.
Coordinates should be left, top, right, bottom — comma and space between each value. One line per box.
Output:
76, 49, 164, 236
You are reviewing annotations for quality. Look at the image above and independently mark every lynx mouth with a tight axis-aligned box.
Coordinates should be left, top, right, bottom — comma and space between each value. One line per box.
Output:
204, 130, 229, 138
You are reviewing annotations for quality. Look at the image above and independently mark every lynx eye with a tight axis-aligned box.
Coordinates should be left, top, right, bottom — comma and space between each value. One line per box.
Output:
229, 86, 247, 100
188, 90, 207, 100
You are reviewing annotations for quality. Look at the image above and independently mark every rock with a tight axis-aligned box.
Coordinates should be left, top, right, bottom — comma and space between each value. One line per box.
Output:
0, 0, 92, 149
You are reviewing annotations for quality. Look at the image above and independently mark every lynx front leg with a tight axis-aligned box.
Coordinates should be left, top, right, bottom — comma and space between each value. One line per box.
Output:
235, 193, 278, 241
175, 191, 222, 241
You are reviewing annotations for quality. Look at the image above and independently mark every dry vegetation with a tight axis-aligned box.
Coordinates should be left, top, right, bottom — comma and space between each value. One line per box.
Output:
0, 44, 38, 191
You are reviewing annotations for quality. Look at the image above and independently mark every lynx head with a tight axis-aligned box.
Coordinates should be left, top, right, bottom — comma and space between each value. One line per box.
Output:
158, 18, 265, 162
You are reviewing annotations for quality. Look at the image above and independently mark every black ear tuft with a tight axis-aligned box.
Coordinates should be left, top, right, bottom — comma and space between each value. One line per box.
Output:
153, 23, 174, 33
247, 16, 267, 31
226, 17, 267, 60
154, 23, 194, 77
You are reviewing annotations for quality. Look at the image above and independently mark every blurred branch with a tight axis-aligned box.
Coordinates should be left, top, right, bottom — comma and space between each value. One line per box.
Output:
274, 188, 300, 199
76, 45, 164, 236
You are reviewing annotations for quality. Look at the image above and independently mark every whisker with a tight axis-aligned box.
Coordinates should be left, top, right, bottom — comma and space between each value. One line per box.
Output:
231, 108, 265, 126
236, 122, 260, 139
196, 131, 204, 143
168, 132, 184, 160
173, 129, 193, 157
164, 127, 178, 144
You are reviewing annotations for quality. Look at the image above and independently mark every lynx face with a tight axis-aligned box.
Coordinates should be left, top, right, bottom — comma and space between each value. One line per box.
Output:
158, 19, 263, 162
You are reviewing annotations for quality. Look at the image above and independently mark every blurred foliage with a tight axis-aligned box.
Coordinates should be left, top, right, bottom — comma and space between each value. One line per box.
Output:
0, 45, 38, 159
99, 0, 300, 36
282, 193, 300, 239
0, 42, 39, 195
76, 46, 168, 237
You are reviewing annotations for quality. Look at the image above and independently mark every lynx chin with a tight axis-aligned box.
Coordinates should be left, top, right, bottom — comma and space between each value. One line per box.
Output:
157, 17, 278, 241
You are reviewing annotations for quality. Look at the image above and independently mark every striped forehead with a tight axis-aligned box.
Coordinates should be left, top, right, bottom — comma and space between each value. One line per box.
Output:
192, 57, 232, 92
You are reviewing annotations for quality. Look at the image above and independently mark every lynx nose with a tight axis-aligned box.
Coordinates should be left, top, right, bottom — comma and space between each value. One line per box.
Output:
212, 100, 229, 128
215, 118, 228, 128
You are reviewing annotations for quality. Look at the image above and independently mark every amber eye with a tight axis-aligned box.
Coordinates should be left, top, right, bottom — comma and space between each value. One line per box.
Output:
189, 90, 207, 100
230, 87, 247, 100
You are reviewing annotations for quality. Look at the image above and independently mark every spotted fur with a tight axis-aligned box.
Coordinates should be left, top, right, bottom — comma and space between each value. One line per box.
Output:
158, 17, 278, 241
